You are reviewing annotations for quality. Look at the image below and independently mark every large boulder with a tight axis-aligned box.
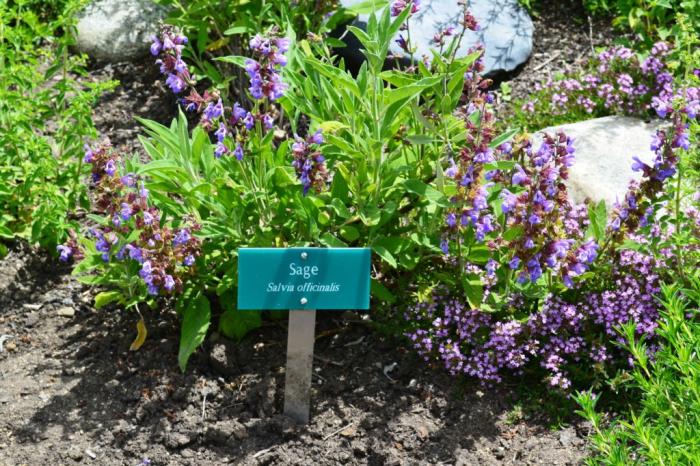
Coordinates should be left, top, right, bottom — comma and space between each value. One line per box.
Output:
538, 116, 667, 207
338, 0, 534, 76
75, 0, 167, 62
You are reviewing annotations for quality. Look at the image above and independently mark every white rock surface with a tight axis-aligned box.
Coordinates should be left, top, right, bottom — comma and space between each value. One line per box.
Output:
538, 116, 667, 206
76, 0, 166, 62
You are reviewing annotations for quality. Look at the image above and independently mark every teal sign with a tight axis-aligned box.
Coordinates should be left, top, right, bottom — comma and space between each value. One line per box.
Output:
237, 248, 371, 310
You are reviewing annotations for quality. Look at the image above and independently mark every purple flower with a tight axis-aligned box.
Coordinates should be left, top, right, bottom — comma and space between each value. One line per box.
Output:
204, 99, 224, 121
105, 160, 116, 176
83, 144, 94, 163
215, 122, 227, 143
57, 245, 72, 262
233, 144, 244, 161
232, 103, 247, 124
184, 254, 195, 266
150, 35, 162, 56
173, 229, 191, 246
509, 256, 521, 269
310, 129, 324, 145
214, 142, 228, 159
120, 202, 133, 221
164, 275, 175, 292
631, 156, 647, 172
165, 74, 186, 94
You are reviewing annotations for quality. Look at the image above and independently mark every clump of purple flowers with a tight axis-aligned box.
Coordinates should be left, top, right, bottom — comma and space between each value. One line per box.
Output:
406, 243, 662, 388
63, 142, 201, 296
151, 27, 330, 196
150, 25, 190, 94
440, 69, 596, 289
518, 42, 689, 126
245, 34, 290, 101
291, 130, 330, 195
607, 93, 696, 243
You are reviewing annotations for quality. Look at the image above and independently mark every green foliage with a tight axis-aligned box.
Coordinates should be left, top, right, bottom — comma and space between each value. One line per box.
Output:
583, 0, 700, 51
154, 0, 343, 99
0, 0, 115, 252
73, 6, 506, 362
575, 279, 700, 465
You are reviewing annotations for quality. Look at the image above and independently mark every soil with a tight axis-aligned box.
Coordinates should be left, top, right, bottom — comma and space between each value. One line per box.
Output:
0, 1, 613, 464
495, 0, 621, 104
0, 243, 589, 466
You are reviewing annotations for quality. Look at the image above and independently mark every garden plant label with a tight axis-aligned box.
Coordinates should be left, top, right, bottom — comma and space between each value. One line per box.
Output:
238, 248, 371, 423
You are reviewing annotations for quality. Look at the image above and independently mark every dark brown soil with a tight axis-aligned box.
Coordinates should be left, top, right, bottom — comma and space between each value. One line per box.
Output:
0, 243, 589, 465
88, 57, 178, 156
496, 0, 621, 104
0, 2, 612, 464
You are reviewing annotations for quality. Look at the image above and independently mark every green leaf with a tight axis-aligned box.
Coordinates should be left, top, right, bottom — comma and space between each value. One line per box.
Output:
360, 205, 382, 226
319, 232, 347, 247
340, 225, 360, 242
489, 128, 519, 148
214, 55, 248, 67
344, 0, 388, 14
371, 278, 396, 303
223, 26, 249, 36
588, 200, 608, 241
94, 291, 122, 309
0, 225, 14, 239
219, 309, 261, 342
461, 274, 483, 309
406, 135, 434, 145
372, 244, 397, 268
404, 179, 450, 207
178, 295, 211, 372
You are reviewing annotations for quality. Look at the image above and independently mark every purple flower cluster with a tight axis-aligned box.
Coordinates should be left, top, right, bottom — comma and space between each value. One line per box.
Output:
390, 0, 419, 17
519, 43, 684, 124
440, 70, 596, 289
151, 28, 329, 196
245, 34, 290, 101
607, 106, 693, 240
68, 142, 201, 296
150, 26, 190, 94
291, 130, 330, 195
405, 244, 662, 388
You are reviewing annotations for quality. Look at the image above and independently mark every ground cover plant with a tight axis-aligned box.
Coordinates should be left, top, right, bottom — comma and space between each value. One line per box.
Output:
575, 278, 700, 465
0, 0, 114, 254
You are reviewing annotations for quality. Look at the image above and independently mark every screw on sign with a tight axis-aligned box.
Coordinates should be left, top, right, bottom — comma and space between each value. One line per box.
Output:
237, 248, 371, 424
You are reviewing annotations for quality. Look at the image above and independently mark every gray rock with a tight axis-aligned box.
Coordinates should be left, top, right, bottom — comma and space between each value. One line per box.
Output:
76, 0, 167, 62
538, 116, 667, 206
339, 0, 533, 76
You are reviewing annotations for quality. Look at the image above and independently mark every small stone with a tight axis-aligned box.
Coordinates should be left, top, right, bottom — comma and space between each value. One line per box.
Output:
85, 449, 97, 459
209, 341, 238, 377
66, 446, 83, 461
165, 431, 192, 449
559, 427, 578, 447
22, 303, 42, 310
4, 341, 16, 352
56, 307, 76, 317
24, 312, 40, 328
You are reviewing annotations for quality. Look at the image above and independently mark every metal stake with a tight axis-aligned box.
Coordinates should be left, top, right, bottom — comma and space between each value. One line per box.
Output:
283, 309, 316, 424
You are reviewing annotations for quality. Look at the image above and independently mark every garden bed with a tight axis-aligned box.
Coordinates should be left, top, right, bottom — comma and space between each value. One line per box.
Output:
0, 242, 588, 465
0, 2, 623, 464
